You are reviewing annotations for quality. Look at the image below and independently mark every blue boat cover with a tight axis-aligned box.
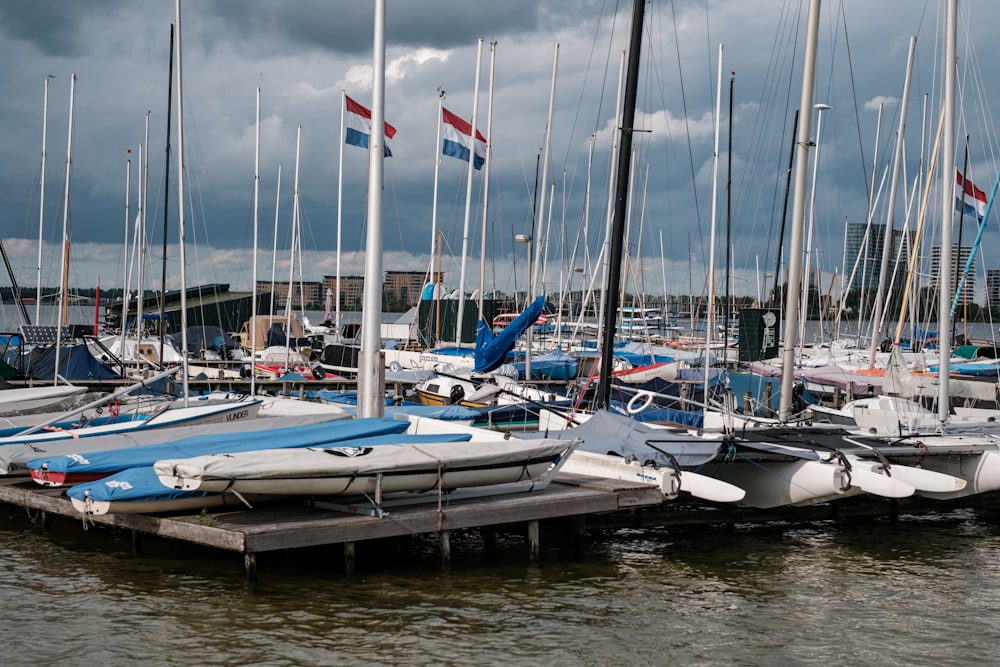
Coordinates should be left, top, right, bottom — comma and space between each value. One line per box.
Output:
513, 347, 579, 381
474, 294, 546, 373
65, 433, 474, 504
29, 417, 410, 477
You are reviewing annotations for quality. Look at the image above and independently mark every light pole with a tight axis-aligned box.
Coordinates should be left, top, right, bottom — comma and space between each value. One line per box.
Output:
515, 234, 533, 381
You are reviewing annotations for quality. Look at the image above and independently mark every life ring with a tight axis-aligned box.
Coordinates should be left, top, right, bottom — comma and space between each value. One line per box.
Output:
626, 391, 655, 415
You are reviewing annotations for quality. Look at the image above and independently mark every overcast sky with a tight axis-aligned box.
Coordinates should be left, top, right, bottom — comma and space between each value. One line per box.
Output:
0, 0, 996, 306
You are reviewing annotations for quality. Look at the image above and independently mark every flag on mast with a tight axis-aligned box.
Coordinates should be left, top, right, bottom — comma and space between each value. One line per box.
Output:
344, 95, 396, 157
441, 107, 486, 169
955, 169, 987, 222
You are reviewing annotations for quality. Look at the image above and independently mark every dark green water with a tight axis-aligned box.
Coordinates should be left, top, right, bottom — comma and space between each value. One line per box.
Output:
3, 505, 1000, 666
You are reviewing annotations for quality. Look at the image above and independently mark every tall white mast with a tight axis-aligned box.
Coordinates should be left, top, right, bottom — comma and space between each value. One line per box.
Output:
269, 163, 282, 324
358, 0, 387, 418
798, 101, 831, 357
53, 73, 76, 385
937, 0, 957, 422
336, 90, 345, 332
596, 51, 626, 343
174, 0, 190, 402
477, 41, 497, 320
706, 44, 723, 392
35, 75, 53, 325
868, 36, 916, 368
284, 124, 303, 373
778, 0, 820, 421
137, 111, 150, 333
251, 85, 261, 396
454, 38, 484, 347
534, 44, 559, 295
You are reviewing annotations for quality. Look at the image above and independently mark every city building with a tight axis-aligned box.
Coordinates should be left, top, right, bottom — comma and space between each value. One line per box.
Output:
986, 268, 1000, 307
842, 222, 915, 294
256, 280, 322, 308
930, 244, 975, 303
318, 271, 445, 310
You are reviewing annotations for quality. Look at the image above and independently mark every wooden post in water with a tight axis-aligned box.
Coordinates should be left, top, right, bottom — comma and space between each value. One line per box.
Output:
481, 527, 496, 559
571, 516, 586, 559
131, 530, 143, 556
244, 553, 257, 582
527, 520, 540, 562
440, 530, 451, 567
343, 542, 356, 575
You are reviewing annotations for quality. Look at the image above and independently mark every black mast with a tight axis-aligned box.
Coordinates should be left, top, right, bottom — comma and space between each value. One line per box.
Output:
596, 0, 645, 409
159, 23, 174, 362
772, 109, 799, 303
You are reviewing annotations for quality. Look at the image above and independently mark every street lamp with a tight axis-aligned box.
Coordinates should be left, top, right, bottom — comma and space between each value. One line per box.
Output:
515, 234, 533, 381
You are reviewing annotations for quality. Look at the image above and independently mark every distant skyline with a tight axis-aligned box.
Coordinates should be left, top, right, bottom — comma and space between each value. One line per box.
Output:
0, 1, 998, 309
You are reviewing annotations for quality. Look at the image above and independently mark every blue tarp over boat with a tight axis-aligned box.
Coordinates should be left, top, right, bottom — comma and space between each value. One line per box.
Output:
30, 417, 411, 478
66, 433, 475, 506
474, 295, 546, 373
513, 347, 578, 381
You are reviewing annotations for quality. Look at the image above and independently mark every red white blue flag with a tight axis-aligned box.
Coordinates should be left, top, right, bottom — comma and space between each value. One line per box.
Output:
345, 95, 396, 157
955, 169, 987, 221
442, 107, 486, 170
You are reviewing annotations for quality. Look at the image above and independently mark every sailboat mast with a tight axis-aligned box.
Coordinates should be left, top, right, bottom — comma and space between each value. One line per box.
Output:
357, 0, 387, 418
535, 44, 559, 297
868, 36, 916, 368
596, 51, 626, 344
174, 0, 190, 402
937, 0, 957, 422
138, 110, 149, 332
778, 0, 821, 422
706, 43, 723, 390
336, 90, 345, 333
596, 0, 645, 410
53, 73, 76, 385
159, 23, 174, 368
251, 85, 261, 397
36, 75, 52, 325
428, 90, 445, 300
454, 38, 483, 347
477, 41, 497, 320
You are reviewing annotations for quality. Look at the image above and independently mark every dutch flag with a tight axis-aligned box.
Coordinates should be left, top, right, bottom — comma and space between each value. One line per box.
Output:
955, 169, 987, 222
344, 95, 396, 157
441, 107, 486, 170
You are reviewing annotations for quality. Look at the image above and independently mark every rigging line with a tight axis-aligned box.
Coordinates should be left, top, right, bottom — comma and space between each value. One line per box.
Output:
839, 2, 875, 204
667, 0, 704, 264
562, 0, 619, 167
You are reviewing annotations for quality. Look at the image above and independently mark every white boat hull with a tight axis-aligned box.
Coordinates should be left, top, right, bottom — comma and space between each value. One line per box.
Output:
155, 439, 574, 496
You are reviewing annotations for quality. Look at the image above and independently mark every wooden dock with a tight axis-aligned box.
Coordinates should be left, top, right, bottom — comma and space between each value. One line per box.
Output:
0, 473, 665, 579
4, 472, 999, 580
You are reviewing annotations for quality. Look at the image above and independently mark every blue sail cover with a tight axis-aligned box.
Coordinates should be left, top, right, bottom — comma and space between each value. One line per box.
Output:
474, 294, 546, 373
29, 417, 410, 478
65, 433, 474, 505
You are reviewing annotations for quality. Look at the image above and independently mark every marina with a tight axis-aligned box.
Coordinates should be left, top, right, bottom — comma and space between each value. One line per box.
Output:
2, 0, 1000, 663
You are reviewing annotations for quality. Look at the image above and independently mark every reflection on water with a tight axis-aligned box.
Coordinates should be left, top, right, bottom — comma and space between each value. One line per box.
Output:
4, 506, 1000, 666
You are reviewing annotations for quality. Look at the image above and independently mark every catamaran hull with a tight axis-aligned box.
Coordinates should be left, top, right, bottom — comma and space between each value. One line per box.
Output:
702, 459, 850, 508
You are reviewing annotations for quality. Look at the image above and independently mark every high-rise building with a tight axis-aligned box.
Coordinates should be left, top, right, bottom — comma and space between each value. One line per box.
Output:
986, 269, 1000, 306
930, 244, 975, 303
842, 222, 917, 294
843, 222, 885, 292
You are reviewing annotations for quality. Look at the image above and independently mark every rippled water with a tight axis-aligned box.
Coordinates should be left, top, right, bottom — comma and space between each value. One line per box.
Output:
3, 505, 1000, 667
